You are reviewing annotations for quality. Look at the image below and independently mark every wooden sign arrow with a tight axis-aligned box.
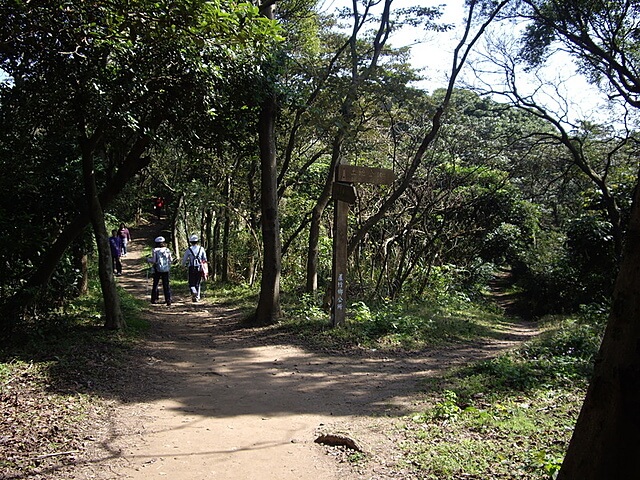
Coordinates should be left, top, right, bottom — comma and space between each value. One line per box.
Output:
337, 165, 394, 185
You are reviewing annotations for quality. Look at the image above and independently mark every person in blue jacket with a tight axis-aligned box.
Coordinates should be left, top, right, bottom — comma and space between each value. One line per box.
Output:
109, 229, 123, 276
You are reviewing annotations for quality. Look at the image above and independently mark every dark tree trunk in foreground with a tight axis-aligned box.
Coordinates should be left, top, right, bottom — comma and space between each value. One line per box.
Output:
249, 85, 282, 326
558, 178, 640, 478
80, 134, 125, 330
251, 84, 282, 325
247, 1, 281, 326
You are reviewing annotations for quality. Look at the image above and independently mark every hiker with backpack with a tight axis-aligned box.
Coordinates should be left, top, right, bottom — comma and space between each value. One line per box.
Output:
182, 234, 208, 302
147, 235, 172, 306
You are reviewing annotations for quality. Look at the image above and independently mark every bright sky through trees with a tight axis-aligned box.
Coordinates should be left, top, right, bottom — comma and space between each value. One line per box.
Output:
318, 0, 612, 125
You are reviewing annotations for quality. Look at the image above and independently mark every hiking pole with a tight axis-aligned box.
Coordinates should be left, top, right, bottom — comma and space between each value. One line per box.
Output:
146, 263, 153, 301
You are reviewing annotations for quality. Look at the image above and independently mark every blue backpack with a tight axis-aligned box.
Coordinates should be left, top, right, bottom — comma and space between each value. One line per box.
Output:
155, 248, 171, 273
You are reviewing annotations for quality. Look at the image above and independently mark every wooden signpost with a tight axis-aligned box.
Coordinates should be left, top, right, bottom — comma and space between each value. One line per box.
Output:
331, 164, 394, 326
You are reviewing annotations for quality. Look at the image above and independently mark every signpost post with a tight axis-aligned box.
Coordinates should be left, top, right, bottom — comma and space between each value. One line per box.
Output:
331, 165, 394, 326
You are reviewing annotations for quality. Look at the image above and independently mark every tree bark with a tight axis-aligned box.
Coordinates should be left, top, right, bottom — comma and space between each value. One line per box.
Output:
203, 208, 214, 279
248, 0, 282, 326
304, 0, 393, 294
70, 237, 89, 297
306, 135, 344, 293
558, 177, 640, 478
16, 135, 151, 304
213, 212, 221, 282
80, 134, 125, 330
249, 84, 282, 325
78, 253, 89, 296
223, 207, 231, 283
222, 174, 231, 283
171, 192, 185, 258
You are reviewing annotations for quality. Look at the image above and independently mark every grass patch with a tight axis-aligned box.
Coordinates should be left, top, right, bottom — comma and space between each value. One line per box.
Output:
277, 294, 519, 352
277, 293, 604, 479
202, 281, 259, 314
401, 388, 581, 479
397, 314, 605, 479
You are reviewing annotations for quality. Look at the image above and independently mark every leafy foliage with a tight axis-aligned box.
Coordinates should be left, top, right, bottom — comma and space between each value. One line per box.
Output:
0, 0, 281, 333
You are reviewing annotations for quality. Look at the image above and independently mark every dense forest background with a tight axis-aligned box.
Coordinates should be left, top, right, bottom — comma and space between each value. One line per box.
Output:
1, 0, 633, 333
2, 1, 640, 477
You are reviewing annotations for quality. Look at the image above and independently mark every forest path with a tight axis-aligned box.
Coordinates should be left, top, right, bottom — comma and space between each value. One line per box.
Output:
90, 221, 539, 480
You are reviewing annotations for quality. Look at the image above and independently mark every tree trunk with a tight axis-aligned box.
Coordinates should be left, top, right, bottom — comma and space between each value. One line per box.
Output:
15, 136, 151, 305
80, 135, 125, 331
251, 84, 282, 325
305, 1, 395, 294
222, 207, 231, 283
203, 207, 214, 281
71, 238, 89, 296
558, 177, 640, 478
305, 204, 324, 293
171, 193, 185, 257
213, 212, 221, 282
78, 253, 89, 296
222, 174, 231, 283
248, 2, 282, 326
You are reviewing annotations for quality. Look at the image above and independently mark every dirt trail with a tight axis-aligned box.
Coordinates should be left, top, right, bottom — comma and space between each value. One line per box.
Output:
87, 224, 539, 480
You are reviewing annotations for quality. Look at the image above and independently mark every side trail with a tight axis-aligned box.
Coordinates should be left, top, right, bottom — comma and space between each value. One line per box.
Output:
86, 221, 539, 480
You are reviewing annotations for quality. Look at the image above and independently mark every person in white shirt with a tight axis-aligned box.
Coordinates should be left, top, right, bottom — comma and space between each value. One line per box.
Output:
147, 236, 172, 306
182, 234, 207, 302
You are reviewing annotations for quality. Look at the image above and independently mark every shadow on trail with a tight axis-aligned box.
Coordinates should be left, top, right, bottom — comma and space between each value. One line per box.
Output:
47, 219, 539, 430
98, 307, 524, 420
81, 224, 539, 423
0, 219, 540, 480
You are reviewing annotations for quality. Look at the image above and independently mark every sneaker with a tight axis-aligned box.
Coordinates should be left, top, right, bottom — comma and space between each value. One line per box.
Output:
191, 294, 197, 302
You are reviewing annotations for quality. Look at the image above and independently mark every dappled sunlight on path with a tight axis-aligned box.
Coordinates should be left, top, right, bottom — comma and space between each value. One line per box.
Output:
85, 220, 539, 480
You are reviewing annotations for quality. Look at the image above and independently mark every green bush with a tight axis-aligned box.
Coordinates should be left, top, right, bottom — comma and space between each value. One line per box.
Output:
515, 215, 617, 316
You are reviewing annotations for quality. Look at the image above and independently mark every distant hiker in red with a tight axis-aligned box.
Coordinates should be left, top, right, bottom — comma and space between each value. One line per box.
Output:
153, 197, 164, 219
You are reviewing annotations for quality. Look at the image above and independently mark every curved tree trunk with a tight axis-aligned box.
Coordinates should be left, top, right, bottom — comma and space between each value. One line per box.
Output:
15, 135, 151, 306
305, 0, 394, 294
305, 153, 339, 293
80, 133, 125, 331
558, 177, 640, 479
